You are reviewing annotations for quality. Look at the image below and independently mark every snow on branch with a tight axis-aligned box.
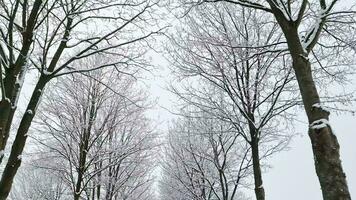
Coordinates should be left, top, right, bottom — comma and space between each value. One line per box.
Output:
301, 4, 335, 52
301, 19, 322, 52
42, 70, 52, 76
203, 0, 272, 12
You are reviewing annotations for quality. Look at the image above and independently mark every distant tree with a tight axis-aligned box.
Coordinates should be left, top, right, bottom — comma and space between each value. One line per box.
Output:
27, 66, 157, 200
161, 108, 251, 200
10, 166, 67, 200
167, 4, 295, 200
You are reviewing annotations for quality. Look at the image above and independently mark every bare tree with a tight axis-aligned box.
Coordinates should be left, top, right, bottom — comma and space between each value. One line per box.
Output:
167, 4, 296, 200
27, 66, 158, 200
10, 165, 67, 200
161, 108, 251, 200
0, 0, 162, 198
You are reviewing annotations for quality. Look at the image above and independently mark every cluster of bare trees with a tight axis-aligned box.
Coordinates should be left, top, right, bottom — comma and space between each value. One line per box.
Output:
0, 0, 161, 199
161, 107, 252, 200
0, 0, 355, 199
162, 0, 356, 200
11, 68, 158, 199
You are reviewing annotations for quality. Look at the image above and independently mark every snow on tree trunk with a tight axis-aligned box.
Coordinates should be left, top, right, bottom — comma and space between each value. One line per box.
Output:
283, 27, 351, 200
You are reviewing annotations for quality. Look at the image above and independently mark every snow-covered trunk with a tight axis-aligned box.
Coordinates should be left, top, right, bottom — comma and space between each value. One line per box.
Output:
0, 64, 28, 163
0, 58, 28, 166
0, 75, 47, 200
283, 27, 351, 200
0, 0, 43, 164
248, 115, 265, 200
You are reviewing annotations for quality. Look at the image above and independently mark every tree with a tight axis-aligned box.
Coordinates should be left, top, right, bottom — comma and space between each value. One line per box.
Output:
161, 108, 251, 200
27, 67, 157, 200
10, 166, 67, 200
179, 0, 355, 199
167, 4, 295, 200
0, 0, 161, 198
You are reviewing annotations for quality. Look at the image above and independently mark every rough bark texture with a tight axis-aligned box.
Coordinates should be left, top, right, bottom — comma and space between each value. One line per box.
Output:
0, 0, 43, 165
283, 27, 351, 200
0, 76, 47, 200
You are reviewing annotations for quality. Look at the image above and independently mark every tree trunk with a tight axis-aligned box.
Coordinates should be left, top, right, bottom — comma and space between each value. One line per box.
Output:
251, 137, 265, 200
73, 132, 89, 200
74, 179, 82, 200
74, 97, 97, 200
0, 69, 24, 164
247, 113, 265, 200
105, 166, 114, 200
0, 70, 22, 165
0, 0, 43, 165
0, 99, 11, 162
0, 76, 47, 200
96, 164, 102, 200
74, 152, 87, 200
284, 27, 351, 200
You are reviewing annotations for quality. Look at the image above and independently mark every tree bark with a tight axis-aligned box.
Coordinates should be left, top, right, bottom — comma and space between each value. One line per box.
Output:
251, 140, 265, 200
248, 116, 265, 200
74, 96, 97, 200
0, 0, 43, 164
0, 69, 25, 163
283, 27, 351, 200
0, 99, 11, 162
73, 129, 90, 200
0, 75, 47, 200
